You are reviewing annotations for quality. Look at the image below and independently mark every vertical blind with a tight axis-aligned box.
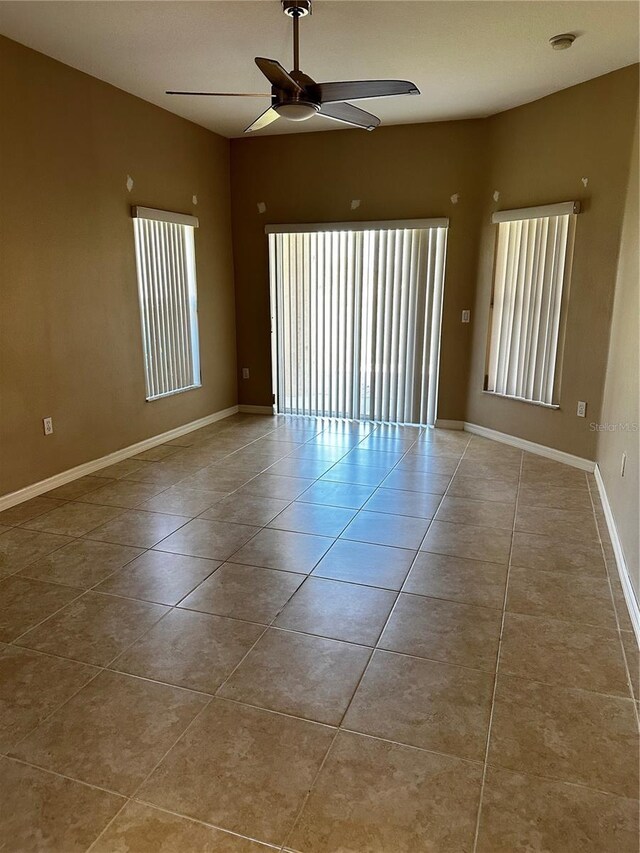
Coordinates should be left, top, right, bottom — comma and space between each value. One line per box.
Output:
486, 208, 577, 406
132, 208, 201, 401
268, 222, 448, 425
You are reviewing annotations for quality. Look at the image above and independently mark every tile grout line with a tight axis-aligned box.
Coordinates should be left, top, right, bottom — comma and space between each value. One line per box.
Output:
4, 471, 262, 757
2, 419, 430, 761
2, 417, 636, 850
0, 444, 564, 764
91, 568, 307, 849
279, 423, 444, 533
6, 702, 635, 842
7, 586, 88, 646
3, 419, 315, 670
1, 421, 466, 768
265, 429, 462, 674
5, 598, 633, 763
101, 796, 283, 852
4, 753, 134, 801
3, 421, 460, 575
400, 431, 473, 584
15, 546, 150, 598
8, 488, 293, 743
278, 430, 473, 852
0, 661, 106, 762
85, 499, 332, 853
4, 585, 177, 759
0, 429, 617, 670
470, 446, 524, 853
78, 418, 313, 852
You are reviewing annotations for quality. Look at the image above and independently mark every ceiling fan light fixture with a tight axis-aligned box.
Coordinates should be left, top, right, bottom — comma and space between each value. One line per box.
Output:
274, 101, 320, 121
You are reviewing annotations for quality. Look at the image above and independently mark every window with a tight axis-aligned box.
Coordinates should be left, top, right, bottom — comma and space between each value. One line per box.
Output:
485, 201, 579, 407
132, 206, 201, 401
268, 219, 448, 425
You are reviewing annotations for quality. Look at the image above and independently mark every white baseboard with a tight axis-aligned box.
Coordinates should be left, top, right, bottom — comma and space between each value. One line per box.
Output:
463, 422, 595, 472
594, 465, 640, 645
435, 419, 465, 430
238, 405, 275, 415
0, 404, 239, 512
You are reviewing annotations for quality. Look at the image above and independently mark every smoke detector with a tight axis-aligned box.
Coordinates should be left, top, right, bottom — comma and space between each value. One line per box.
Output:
550, 33, 576, 51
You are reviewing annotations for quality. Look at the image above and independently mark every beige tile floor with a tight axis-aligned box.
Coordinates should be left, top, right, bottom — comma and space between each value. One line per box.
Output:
0, 413, 638, 852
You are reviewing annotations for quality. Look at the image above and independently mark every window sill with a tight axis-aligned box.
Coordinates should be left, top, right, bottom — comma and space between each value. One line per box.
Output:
146, 383, 202, 402
482, 390, 560, 410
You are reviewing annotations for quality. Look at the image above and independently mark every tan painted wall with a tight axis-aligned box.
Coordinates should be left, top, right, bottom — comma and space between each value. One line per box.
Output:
231, 66, 638, 455
2, 32, 637, 503
230, 120, 489, 417
466, 66, 639, 460
0, 36, 237, 496
597, 109, 639, 599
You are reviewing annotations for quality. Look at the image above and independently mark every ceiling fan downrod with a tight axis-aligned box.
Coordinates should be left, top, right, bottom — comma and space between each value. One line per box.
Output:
282, 0, 312, 72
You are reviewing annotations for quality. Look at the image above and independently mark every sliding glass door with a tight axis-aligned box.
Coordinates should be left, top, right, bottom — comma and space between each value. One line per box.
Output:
268, 220, 448, 426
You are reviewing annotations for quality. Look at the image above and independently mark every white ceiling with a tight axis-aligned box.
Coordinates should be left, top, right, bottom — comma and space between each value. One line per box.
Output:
0, 1, 637, 138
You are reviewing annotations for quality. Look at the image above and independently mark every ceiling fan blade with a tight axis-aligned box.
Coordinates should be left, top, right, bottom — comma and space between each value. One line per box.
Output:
318, 101, 380, 131
313, 80, 420, 104
166, 91, 270, 97
255, 57, 303, 93
244, 106, 281, 133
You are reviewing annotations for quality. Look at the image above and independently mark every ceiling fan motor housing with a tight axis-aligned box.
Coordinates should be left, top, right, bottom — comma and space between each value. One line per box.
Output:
272, 68, 319, 120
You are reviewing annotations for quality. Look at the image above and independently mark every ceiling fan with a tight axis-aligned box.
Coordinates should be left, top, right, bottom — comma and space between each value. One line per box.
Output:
166, 0, 420, 133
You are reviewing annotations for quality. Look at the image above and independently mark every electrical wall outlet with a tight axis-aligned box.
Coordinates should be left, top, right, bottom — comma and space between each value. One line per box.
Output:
43, 417, 53, 435
576, 401, 587, 418
242, 367, 250, 380
461, 310, 471, 323
621, 452, 627, 477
